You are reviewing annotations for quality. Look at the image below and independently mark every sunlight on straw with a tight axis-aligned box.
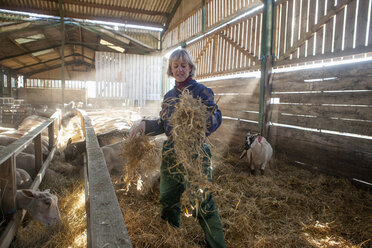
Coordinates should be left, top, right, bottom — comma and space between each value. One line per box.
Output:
68, 230, 87, 248
68, 190, 85, 216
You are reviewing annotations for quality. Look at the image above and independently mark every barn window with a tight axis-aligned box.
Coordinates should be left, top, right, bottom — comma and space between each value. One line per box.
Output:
15, 33, 45, 44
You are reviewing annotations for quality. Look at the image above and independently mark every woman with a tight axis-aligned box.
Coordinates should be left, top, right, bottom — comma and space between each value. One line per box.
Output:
129, 49, 225, 248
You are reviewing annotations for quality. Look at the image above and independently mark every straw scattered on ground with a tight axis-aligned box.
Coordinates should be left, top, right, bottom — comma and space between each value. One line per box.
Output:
8, 109, 372, 248
116, 139, 372, 248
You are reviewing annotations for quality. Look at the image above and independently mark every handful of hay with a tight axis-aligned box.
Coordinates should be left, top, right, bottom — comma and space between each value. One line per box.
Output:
165, 89, 215, 213
120, 134, 160, 192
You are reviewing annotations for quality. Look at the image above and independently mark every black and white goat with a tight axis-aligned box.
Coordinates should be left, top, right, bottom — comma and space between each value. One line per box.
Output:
240, 132, 273, 175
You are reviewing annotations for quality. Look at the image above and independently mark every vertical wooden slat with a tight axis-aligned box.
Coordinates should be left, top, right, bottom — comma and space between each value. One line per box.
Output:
279, 2, 287, 58
356, 0, 369, 48
224, 32, 228, 71
286, 0, 293, 55
212, 35, 218, 73
292, 0, 301, 57
344, 0, 357, 50
34, 133, 42, 172
334, 6, 345, 52
316, 0, 325, 55
307, 0, 316, 57
324, 0, 335, 54
299, 0, 308, 58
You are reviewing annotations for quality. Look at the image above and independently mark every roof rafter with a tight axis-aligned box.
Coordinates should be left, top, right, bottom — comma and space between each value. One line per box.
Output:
25, 60, 93, 76
0, 22, 60, 38
14, 53, 92, 71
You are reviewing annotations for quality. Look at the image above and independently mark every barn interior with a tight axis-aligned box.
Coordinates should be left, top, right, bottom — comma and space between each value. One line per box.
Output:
0, 0, 371, 247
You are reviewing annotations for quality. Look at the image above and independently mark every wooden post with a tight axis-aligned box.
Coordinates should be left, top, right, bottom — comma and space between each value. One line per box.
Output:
0, 156, 16, 214
212, 34, 218, 73
34, 134, 43, 172
48, 122, 55, 151
0, 70, 3, 97
7, 73, 11, 97
22, 76, 27, 88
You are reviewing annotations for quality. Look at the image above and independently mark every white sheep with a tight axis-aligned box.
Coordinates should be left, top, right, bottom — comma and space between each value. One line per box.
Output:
15, 189, 61, 226
240, 132, 273, 175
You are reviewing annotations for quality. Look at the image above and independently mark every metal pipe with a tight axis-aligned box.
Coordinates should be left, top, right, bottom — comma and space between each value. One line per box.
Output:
258, 0, 274, 135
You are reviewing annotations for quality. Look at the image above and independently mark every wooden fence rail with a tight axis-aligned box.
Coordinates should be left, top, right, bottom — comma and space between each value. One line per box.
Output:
0, 110, 61, 248
76, 109, 132, 248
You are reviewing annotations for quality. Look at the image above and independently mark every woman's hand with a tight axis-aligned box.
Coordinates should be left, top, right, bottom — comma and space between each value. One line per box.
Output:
129, 121, 146, 139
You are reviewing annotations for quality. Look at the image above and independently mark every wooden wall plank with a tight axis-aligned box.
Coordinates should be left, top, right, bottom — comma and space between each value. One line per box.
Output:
271, 75, 372, 92
204, 78, 260, 93
270, 126, 372, 183
221, 109, 259, 121
273, 112, 372, 136
272, 61, 372, 81
212, 118, 258, 146
217, 93, 260, 106
276, 91, 372, 105
268, 125, 372, 153
271, 104, 372, 121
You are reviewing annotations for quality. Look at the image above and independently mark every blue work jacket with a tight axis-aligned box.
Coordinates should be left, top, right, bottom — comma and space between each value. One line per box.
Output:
144, 79, 222, 138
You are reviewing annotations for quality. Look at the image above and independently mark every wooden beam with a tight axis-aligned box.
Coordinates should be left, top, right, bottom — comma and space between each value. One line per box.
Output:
219, 32, 260, 63
0, 45, 60, 62
9, 37, 42, 62
25, 60, 93, 76
0, 22, 60, 38
77, 110, 132, 248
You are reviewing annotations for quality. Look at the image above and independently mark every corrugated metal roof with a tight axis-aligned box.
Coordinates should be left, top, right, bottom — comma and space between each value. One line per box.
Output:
0, 0, 181, 79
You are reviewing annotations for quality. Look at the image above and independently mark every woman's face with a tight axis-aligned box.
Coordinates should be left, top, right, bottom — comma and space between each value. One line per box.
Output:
171, 59, 192, 83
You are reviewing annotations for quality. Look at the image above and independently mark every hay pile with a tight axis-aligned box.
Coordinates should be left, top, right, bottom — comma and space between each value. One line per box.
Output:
163, 89, 214, 212
120, 134, 161, 193
115, 140, 372, 248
